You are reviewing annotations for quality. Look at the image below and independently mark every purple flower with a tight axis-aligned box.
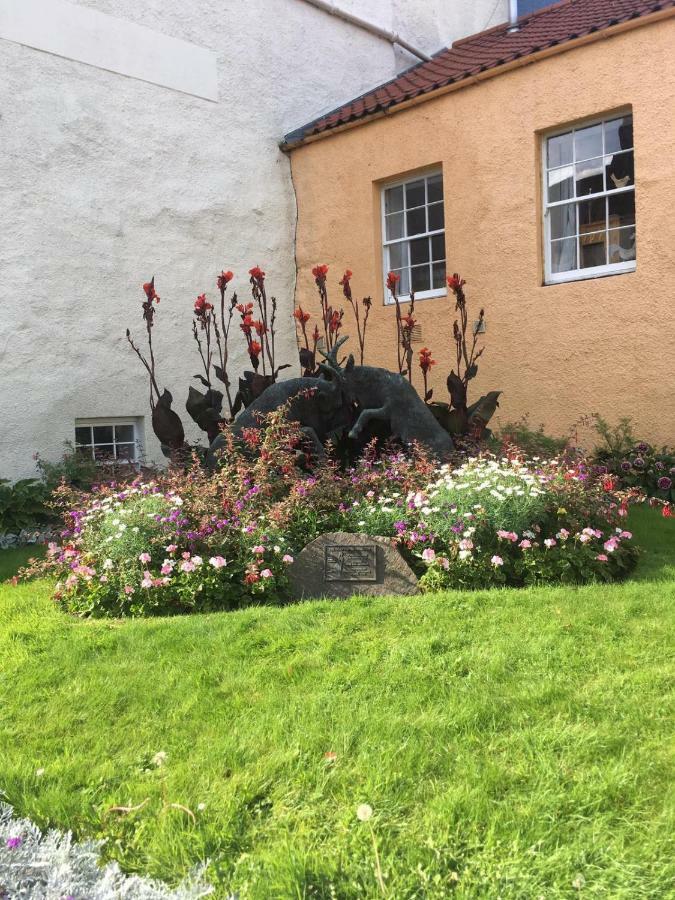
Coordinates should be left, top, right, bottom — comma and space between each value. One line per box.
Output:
620, 461, 631, 472
6, 836, 22, 849
594, 465, 608, 475
637, 442, 649, 452
393, 521, 406, 534
633, 457, 645, 469
657, 476, 672, 491
655, 461, 664, 471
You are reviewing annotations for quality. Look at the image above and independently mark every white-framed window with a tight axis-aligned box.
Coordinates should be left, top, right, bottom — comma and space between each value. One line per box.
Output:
75, 419, 141, 463
381, 170, 446, 303
543, 112, 636, 285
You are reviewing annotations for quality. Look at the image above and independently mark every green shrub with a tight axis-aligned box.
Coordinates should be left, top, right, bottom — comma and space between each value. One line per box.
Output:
493, 416, 568, 458
0, 478, 51, 533
592, 416, 675, 504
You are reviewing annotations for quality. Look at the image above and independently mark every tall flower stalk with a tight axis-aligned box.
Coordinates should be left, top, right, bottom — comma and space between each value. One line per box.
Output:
126, 278, 162, 408
339, 269, 371, 365
213, 270, 236, 418
386, 272, 416, 382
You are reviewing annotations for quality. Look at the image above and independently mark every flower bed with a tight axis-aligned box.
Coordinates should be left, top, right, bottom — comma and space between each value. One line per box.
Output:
24, 415, 639, 617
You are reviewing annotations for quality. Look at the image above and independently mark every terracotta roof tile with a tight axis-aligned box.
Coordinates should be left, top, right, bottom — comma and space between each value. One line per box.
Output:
284, 0, 673, 145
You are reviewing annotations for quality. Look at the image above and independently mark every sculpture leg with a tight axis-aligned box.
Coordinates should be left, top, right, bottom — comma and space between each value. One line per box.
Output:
348, 405, 390, 440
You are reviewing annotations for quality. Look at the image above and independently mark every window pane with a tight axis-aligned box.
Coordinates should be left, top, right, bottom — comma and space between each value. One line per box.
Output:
93, 425, 113, 444
547, 131, 573, 168
116, 443, 136, 461
411, 265, 431, 293
427, 202, 444, 231
431, 233, 445, 261
578, 196, 606, 235
388, 242, 409, 271
550, 203, 576, 241
432, 261, 447, 289
385, 213, 404, 241
410, 237, 430, 265
115, 424, 134, 444
405, 179, 425, 208
551, 238, 577, 273
608, 227, 636, 264
93, 444, 115, 461
607, 150, 634, 191
574, 123, 602, 161
406, 207, 426, 237
75, 426, 91, 446
575, 157, 604, 196
384, 185, 404, 213
548, 166, 573, 203
604, 116, 633, 154
580, 231, 606, 269
427, 174, 443, 203
608, 191, 635, 229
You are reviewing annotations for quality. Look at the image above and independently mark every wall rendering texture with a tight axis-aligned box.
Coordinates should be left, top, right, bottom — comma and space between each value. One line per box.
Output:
0, 0, 506, 479
289, 17, 675, 448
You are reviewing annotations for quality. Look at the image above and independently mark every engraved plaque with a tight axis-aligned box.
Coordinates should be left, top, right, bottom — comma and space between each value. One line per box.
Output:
324, 544, 378, 582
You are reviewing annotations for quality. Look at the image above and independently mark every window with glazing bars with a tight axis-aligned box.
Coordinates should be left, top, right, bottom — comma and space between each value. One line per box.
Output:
544, 113, 636, 283
382, 172, 446, 302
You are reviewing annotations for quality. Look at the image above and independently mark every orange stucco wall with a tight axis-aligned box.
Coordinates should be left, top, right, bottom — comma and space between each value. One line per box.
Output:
289, 17, 675, 447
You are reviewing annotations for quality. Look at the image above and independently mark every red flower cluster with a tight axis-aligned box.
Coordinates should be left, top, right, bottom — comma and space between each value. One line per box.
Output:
419, 347, 435, 374
328, 309, 342, 335
217, 270, 234, 292
339, 269, 352, 300
249, 266, 265, 282
142, 278, 160, 304
312, 264, 329, 280
194, 293, 213, 315
386, 271, 400, 292
447, 273, 466, 293
664, 505, 673, 518
249, 340, 262, 358
293, 307, 311, 324
237, 302, 253, 315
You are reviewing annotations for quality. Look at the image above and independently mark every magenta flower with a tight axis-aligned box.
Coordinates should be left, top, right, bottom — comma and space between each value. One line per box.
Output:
519, 539, 532, 549
596, 553, 609, 562
6, 837, 22, 849
658, 476, 672, 491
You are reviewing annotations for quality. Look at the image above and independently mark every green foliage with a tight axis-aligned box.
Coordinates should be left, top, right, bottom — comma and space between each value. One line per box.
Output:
592, 415, 675, 503
1, 509, 673, 898
35, 442, 101, 491
0, 478, 51, 533
494, 415, 568, 458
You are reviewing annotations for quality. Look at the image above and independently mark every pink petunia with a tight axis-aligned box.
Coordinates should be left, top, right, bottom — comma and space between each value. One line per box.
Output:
491, 555, 504, 566
252, 545, 265, 555
138, 552, 151, 563
519, 539, 532, 549
421, 548, 436, 562
260, 568, 273, 578
596, 554, 609, 562
209, 556, 227, 569
282, 554, 294, 564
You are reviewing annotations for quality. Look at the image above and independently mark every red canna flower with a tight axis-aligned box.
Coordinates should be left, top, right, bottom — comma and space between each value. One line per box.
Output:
312, 264, 329, 279
194, 293, 213, 315
249, 340, 262, 357
143, 278, 160, 303
249, 265, 265, 282
386, 271, 400, 292
402, 313, 416, 329
447, 273, 466, 292
419, 347, 436, 374
253, 320, 267, 336
328, 309, 343, 334
312, 324, 320, 343
236, 302, 254, 314
240, 314, 253, 335
293, 307, 311, 324
339, 269, 353, 299
217, 270, 234, 292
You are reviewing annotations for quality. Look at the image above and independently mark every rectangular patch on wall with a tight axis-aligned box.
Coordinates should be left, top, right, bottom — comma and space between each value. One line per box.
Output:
0, 0, 218, 100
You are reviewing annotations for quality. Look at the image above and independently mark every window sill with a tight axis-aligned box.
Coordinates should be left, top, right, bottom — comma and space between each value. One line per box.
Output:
545, 261, 636, 286
384, 288, 447, 306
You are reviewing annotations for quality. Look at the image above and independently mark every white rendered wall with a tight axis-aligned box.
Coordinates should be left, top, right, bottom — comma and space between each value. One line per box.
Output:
0, 0, 506, 480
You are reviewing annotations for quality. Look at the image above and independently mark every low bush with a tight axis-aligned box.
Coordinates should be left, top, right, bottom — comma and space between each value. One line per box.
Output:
26, 409, 639, 616
0, 478, 51, 533
592, 415, 675, 505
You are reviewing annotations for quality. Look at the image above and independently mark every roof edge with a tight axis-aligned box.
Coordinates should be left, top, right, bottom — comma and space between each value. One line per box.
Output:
282, 3, 675, 152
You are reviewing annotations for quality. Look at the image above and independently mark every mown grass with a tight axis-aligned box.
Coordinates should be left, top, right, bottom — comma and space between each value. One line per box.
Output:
0, 509, 673, 898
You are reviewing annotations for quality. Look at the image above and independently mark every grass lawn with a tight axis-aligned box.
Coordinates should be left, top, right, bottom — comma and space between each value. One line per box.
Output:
1, 508, 673, 898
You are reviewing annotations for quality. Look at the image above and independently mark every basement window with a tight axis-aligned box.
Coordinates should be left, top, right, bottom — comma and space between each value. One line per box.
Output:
75, 419, 141, 463
382, 171, 446, 303
543, 112, 636, 284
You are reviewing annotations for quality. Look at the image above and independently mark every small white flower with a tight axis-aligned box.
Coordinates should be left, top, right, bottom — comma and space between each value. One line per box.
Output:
356, 803, 373, 821
35, 768, 45, 778
197, 802, 206, 811
152, 751, 167, 767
